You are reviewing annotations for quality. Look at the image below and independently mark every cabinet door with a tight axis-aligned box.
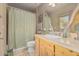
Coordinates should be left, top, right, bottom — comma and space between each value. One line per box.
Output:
76, 53, 79, 56
55, 44, 77, 56
64, 49, 78, 56
39, 39, 46, 56
35, 36, 40, 56
37, 36, 55, 56
46, 46, 54, 56
46, 41, 54, 56
55, 45, 67, 56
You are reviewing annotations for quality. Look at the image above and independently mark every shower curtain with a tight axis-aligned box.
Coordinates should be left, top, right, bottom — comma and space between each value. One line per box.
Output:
8, 7, 36, 49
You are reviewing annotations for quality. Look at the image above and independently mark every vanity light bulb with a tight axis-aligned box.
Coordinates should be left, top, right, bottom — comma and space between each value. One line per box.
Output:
49, 3, 52, 6
49, 28, 52, 30
49, 3, 56, 7
44, 28, 46, 30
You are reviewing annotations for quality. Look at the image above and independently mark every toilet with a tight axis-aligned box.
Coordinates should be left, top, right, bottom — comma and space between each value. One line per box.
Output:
26, 41, 35, 56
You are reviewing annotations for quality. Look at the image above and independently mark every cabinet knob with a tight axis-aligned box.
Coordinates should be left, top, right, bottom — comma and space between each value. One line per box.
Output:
69, 50, 73, 52
0, 38, 3, 40
62, 52, 65, 54
0, 15, 2, 18
0, 32, 1, 34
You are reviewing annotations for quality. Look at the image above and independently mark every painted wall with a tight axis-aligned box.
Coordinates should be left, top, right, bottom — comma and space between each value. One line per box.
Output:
8, 7, 36, 49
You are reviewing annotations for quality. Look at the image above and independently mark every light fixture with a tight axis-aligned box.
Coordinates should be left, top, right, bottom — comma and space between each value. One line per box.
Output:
49, 3, 56, 7
49, 3, 52, 5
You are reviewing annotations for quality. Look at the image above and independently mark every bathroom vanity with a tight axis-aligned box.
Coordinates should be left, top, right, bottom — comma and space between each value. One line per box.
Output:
35, 34, 79, 56
35, 4, 79, 56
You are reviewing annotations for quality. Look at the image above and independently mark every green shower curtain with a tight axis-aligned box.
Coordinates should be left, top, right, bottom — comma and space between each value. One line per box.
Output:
8, 7, 36, 49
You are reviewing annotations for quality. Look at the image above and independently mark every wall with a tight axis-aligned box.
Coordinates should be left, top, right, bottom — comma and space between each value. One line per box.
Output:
8, 7, 36, 49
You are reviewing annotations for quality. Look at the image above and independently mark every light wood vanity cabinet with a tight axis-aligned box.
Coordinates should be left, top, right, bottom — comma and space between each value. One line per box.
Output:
35, 35, 79, 56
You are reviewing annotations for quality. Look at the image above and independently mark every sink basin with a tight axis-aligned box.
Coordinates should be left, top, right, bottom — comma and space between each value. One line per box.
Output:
42, 34, 63, 42
42, 34, 71, 44
41, 34, 78, 45
43, 34, 62, 39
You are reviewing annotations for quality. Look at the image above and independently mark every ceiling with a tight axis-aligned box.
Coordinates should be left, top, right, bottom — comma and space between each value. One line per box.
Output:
46, 3, 77, 14
8, 3, 41, 12
8, 3, 78, 14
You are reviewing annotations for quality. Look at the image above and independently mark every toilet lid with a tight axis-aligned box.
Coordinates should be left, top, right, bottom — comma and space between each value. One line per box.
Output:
27, 41, 35, 47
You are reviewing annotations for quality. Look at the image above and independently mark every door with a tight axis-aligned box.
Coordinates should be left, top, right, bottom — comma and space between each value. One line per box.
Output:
0, 4, 6, 55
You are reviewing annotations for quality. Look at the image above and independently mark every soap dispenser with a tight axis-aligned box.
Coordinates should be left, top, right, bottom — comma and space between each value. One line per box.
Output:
63, 29, 68, 38
63, 27, 70, 39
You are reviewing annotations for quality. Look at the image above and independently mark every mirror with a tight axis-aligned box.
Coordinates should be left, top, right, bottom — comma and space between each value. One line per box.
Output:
60, 15, 70, 32
50, 4, 78, 37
